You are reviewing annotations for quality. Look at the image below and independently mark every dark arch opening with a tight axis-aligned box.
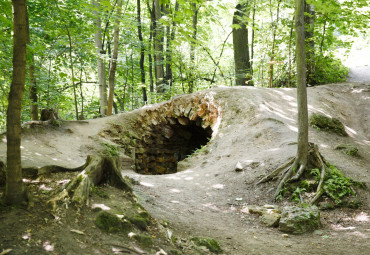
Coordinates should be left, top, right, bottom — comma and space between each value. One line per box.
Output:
134, 116, 212, 175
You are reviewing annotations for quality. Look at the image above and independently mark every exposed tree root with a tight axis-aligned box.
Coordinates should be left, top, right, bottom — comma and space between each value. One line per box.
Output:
48, 155, 133, 211
258, 143, 328, 204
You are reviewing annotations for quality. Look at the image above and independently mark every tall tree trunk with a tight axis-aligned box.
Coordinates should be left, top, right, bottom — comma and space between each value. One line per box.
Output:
188, 3, 199, 93
29, 53, 38, 120
233, 1, 251, 86
250, 2, 256, 76
107, 0, 122, 116
92, 0, 107, 116
153, 0, 165, 93
5, 0, 28, 205
288, 19, 294, 88
268, 0, 281, 88
305, 2, 315, 85
67, 30, 78, 120
137, 0, 145, 85
295, 0, 308, 165
147, 0, 154, 93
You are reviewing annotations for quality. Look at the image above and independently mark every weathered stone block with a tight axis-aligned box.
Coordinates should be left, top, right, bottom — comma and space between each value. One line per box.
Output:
279, 206, 320, 234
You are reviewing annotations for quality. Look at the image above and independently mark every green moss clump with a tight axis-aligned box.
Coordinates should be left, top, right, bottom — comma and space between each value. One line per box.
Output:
310, 113, 347, 136
169, 249, 183, 255
91, 186, 109, 198
335, 144, 359, 157
129, 212, 150, 230
191, 237, 222, 254
95, 211, 122, 233
133, 234, 153, 248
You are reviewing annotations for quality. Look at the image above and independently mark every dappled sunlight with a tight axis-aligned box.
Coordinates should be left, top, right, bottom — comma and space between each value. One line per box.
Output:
171, 200, 180, 204
139, 181, 154, 187
331, 225, 356, 231
57, 179, 71, 185
287, 124, 298, 132
1, 137, 6, 143
184, 176, 194, 181
260, 102, 295, 122
344, 125, 357, 136
319, 144, 329, 148
39, 184, 53, 191
170, 188, 181, 193
354, 212, 369, 222
43, 241, 54, 252
267, 148, 280, 152
35, 152, 42, 156
91, 203, 111, 211
212, 184, 224, 189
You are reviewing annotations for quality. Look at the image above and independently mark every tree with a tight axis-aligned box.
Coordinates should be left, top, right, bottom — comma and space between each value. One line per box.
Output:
232, 1, 252, 86
153, 0, 165, 93
92, 0, 108, 116
107, 0, 122, 116
4, 0, 28, 205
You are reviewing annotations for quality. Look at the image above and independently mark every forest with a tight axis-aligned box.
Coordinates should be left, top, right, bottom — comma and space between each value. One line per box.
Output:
0, 0, 368, 129
0, 0, 369, 254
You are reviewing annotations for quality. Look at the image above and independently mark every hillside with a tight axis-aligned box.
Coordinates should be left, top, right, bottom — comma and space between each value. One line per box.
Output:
0, 82, 369, 254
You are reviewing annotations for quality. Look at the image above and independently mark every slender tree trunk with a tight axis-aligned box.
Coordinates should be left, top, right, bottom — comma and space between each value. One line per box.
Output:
29, 53, 38, 120
305, 2, 315, 85
5, 0, 28, 205
153, 0, 165, 93
295, 0, 308, 163
188, 3, 199, 93
288, 19, 294, 88
66, 30, 78, 120
233, 1, 251, 86
137, 0, 145, 85
107, 0, 122, 116
251, 2, 256, 76
147, 0, 154, 93
92, 0, 107, 116
320, 20, 327, 54
268, 0, 281, 88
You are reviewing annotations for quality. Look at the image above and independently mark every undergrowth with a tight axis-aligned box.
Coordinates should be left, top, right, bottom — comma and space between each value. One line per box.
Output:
278, 162, 364, 206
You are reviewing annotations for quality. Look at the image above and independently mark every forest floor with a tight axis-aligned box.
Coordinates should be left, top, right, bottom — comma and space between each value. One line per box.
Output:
0, 82, 369, 255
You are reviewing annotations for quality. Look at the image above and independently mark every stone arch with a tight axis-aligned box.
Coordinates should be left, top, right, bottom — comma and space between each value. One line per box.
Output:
131, 93, 222, 175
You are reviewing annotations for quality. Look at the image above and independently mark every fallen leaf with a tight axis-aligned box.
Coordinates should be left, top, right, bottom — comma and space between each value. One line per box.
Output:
0, 249, 13, 255
70, 229, 85, 235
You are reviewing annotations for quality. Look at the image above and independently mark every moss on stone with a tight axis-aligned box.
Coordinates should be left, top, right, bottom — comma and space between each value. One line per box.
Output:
335, 144, 359, 157
133, 234, 153, 248
95, 211, 122, 233
310, 113, 347, 136
129, 211, 150, 230
191, 237, 223, 254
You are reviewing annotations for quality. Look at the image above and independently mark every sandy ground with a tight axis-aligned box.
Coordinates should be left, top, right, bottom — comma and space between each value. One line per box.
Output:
0, 82, 369, 254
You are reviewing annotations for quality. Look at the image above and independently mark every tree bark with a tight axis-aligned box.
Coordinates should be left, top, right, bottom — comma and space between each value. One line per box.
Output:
188, 3, 199, 93
304, 2, 315, 85
233, 2, 251, 86
107, 0, 122, 116
295, 0, 308, 166
137, 0, 145, 85
92, 0, 108, 116
153, 0, 165, 93
5, 0, 28, 205
29, 53, 38, 121
268, 0, 281, 88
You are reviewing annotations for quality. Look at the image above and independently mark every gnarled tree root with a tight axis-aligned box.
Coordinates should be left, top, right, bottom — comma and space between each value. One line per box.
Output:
258, 143, 327, 204
48, 155, 133, 211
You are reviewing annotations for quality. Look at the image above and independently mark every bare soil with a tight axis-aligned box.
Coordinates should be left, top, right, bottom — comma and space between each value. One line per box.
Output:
0, 82, 369, 255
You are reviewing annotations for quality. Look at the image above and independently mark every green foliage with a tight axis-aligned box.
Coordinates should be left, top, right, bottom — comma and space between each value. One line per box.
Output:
102, 143, 120, 157
323, 164, 356, 204
309, 54, 349, 85
291, 187, 307, 203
